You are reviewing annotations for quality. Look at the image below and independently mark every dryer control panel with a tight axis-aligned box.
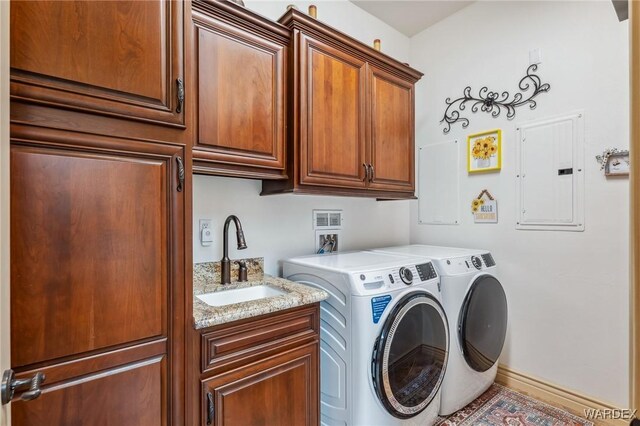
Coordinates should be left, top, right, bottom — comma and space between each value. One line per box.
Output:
351, 262, 438, 296
435, 252, 496, 275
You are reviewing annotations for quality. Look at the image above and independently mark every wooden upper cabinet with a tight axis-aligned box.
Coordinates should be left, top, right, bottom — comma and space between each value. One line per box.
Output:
368, 66, 415, 192
191, 0, 288, 179
262, 10, 423, 199
300, 35, 367, 189
10, 0, 185, 127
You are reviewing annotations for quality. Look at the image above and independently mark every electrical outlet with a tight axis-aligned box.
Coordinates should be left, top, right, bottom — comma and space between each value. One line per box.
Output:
315, 230, 340, 254
199, 219, 213, 247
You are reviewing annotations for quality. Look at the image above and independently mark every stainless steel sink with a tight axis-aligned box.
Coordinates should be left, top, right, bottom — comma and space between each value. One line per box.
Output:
196, 285, 287, 307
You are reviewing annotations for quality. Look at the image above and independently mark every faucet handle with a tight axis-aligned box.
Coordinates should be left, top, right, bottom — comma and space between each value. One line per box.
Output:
235, 260, 248, 282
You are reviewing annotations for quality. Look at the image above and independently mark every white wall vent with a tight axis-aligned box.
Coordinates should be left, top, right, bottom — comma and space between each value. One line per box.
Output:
313, 210, 343, 230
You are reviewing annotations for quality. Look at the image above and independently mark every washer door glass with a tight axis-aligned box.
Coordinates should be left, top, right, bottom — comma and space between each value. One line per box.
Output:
459, 275, 508, 372
372, 293, 449, 419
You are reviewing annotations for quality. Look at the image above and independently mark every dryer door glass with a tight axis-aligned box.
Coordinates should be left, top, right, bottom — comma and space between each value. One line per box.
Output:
459, 275, 508, 372
372, 293, 449, 419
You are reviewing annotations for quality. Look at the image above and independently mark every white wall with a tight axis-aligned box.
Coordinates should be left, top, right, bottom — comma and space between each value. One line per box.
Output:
194, 176, 410, 275
193, 2, 413, 275
0, 0, 9, 424
409, 1, 629, 407
244, 0, 410, 62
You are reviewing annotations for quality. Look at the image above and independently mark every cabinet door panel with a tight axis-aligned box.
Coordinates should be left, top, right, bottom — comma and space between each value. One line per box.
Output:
11, 146, 167, 367
10, 0, 184, 126
300, 35, 367, 188
12, 357, 166, 426
194, 14, 285, 172
203, 344, 318, 426
368, 67, 415, 192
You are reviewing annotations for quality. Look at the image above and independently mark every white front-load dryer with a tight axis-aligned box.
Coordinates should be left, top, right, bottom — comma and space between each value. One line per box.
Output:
371, 245, 508, 416
283, 251, 449, 426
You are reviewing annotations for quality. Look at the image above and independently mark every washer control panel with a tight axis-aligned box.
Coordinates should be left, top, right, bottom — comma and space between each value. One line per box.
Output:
399, 267, 413, 285
416, 262, 437, 281
353, 262, 438, 295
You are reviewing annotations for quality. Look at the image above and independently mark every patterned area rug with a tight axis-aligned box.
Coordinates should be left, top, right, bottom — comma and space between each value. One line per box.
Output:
435, 384, 594, 426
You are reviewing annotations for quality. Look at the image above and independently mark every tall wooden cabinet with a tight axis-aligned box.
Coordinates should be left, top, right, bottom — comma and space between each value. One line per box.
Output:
262, 10, 422, 199
190, 0, 289, 179
8, 1, 189, 424
9, 126, 186, 426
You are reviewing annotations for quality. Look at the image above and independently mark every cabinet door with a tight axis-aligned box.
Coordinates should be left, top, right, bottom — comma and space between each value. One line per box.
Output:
193, 7, 287, 178
299, 34, 367, 188
10, 0, 184, 127
10, 130, 185, 424
202, 344, 318, 426
368, 66, 415, 193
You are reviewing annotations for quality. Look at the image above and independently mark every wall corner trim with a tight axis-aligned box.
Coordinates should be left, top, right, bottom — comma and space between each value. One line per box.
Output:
496, 365, 628, 426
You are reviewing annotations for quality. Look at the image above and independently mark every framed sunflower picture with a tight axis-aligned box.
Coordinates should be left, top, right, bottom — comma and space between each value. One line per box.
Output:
467, 129, 502, 173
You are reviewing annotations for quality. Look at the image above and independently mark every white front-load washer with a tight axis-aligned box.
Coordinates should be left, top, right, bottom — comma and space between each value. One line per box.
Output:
283, 251, 449, 426
371, 245, 507, 416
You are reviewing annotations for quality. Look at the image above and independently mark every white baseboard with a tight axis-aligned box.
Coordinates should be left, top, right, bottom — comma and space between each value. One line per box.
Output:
496, 365, 630, 426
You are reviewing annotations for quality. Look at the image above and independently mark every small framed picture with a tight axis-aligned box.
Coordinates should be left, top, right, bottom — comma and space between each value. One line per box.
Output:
467, 129, 502, 173
605, 152, 629, 176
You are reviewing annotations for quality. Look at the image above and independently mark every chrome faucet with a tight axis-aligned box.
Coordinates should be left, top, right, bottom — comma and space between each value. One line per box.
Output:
221, 215, 247, 284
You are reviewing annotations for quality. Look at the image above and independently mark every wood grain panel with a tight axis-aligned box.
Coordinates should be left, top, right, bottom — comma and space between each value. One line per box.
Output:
11, 146, 167, 367
14, 339, 167, 386
10, 0, 184, 126
197, 26, 279, 156
368, 66, 415, 192
202, 344, 318, 426
263, 11, 422, 198
191, 2, 287, 178
12, 357, 166, 426
201, 304, 318, 374
301, 35, 367, 188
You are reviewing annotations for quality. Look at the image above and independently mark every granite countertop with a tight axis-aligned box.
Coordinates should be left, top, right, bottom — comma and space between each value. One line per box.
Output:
193, 258, 328, 329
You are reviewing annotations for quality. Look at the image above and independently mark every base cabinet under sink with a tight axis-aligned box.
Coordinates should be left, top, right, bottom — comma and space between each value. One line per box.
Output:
197, 304, 320, 426
202, 344, 318, 425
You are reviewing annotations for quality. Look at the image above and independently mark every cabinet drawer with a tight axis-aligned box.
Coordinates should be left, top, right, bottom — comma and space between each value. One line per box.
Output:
201, 305, 319, 374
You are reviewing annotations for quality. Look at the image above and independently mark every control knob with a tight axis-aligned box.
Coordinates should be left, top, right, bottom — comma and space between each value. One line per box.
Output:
471, 256, 482, 270
399, 267, 413, 285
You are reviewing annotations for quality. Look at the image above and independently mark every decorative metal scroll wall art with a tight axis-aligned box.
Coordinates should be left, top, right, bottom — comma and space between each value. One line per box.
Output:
441, 64, 551, 134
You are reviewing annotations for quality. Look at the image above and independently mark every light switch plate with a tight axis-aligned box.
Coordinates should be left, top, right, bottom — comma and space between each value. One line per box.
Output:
199, 219, 213, 246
